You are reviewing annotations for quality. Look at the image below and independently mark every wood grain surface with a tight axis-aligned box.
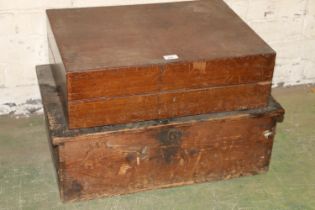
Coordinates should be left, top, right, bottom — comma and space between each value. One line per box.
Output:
46, 0, 274, 72
67, 81, 271, 129
47, 0, 276, 128
36, 65, 284, 202
66, 54, 275, 101
59, 116, 277, 202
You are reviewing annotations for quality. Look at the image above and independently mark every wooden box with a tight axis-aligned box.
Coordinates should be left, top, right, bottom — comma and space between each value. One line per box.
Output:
47, 0, 276, 129
37, 65, 284, 202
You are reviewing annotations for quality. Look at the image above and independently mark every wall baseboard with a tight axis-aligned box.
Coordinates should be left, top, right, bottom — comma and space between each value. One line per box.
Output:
0, 85, 42, 116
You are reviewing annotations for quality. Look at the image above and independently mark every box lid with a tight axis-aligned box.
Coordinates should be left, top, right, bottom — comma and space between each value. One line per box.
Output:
47, 0, 274, 73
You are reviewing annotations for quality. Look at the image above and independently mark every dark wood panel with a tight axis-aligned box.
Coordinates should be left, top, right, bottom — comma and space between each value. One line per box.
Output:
67, 65, 161, 100
67, 82, 271, 129
37, 64, 284, 202
67, 54, 275, 100
59, 114, 278, 202
162, 54, 275, 91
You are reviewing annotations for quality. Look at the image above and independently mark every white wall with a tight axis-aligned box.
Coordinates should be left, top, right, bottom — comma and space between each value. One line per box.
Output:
0, 0, 314, 115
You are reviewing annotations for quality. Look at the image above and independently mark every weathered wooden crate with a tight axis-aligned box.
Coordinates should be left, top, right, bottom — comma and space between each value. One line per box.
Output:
47, 0, 276, 129
37, 65, 284, 202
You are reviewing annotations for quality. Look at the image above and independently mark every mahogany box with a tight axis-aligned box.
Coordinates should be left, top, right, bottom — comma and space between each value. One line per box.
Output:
37, 65, 284, 202
47, 0, 276, 129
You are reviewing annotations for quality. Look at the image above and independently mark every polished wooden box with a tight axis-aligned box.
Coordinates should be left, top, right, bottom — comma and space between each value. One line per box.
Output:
47, 0, 276, 129
37, 65, 284, 202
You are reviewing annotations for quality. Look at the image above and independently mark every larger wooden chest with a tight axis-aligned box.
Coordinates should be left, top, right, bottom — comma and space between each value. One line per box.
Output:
37, 65, 284, 202
47, 0, 276, 129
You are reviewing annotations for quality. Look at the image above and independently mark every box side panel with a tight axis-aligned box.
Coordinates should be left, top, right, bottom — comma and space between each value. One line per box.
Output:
47, 18, 68, 117
60, 115, 278, 202
39, 68, 65, 200
68, 82, 271, 129
67, 54, 275, 101
162, 54, 275, 91
67, 65, 161, 101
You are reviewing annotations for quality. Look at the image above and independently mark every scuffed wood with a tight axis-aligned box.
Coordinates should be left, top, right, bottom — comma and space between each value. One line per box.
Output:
60, 115, 276, 202
36, 65, 285, 202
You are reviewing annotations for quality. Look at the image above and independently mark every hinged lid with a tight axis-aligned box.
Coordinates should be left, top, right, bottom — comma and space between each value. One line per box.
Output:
47, 0, 274, 73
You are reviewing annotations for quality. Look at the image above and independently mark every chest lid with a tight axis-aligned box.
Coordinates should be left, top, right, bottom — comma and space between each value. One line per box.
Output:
47, 0, 274, 72
47, 0, 275, 103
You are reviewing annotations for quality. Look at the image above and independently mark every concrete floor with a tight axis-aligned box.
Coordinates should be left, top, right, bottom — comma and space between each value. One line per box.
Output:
0, 85, 314, 210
